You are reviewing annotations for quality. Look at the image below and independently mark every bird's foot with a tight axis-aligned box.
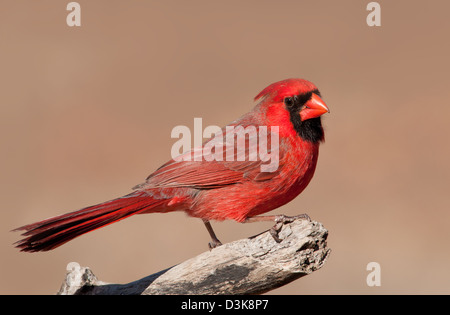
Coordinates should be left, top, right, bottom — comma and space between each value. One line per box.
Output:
208, 238, 223, 250
269, 213, 311, 243
203, 219, 223, 250
274, 213, 311, 224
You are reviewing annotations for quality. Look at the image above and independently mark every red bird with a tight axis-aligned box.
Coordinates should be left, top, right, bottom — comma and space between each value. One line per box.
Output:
14, 78, 329, 252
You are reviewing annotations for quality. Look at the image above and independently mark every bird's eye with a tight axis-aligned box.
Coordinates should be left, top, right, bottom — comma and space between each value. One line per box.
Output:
284, 97, 294, 107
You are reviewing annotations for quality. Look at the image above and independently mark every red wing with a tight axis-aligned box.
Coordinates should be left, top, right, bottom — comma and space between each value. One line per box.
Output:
134, 124, 282, 190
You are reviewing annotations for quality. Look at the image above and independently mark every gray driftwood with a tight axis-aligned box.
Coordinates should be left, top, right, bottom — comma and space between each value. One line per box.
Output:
57, 219, 330, 295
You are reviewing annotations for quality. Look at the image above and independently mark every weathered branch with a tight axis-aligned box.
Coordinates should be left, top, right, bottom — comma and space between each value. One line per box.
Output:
57, 220, 330, 295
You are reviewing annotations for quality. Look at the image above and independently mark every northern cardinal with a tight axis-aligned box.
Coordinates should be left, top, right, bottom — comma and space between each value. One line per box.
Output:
14, 78, 329, 252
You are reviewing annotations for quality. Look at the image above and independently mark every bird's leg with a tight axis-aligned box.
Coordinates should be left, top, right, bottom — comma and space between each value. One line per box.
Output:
243, 214, 311, 243
203, 220, 223, 250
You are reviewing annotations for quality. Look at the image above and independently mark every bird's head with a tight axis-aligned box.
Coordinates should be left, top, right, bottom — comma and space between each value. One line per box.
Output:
254, 78, 330, 143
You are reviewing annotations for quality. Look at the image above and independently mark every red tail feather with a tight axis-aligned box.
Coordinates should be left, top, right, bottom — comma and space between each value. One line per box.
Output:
13, 191, 164, 252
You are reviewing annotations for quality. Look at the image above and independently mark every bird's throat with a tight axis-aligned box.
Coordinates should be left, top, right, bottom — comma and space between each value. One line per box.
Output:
289, 116, 324, 143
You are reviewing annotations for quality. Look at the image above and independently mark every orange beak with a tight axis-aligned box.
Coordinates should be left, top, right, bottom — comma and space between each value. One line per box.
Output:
299, 93, 330, 121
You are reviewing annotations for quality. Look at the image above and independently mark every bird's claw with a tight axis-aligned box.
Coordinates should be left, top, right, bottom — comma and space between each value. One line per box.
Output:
269, 222, 283, 243
208, 239, 223, 250
270, 213, 311, 243
274, 213, 311, 224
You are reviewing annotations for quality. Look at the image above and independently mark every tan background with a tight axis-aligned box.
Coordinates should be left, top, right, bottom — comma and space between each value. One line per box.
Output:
1, 1, 450, 294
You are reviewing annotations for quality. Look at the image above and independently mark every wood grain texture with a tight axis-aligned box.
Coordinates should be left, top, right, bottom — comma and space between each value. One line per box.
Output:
57, 219, 330, 295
